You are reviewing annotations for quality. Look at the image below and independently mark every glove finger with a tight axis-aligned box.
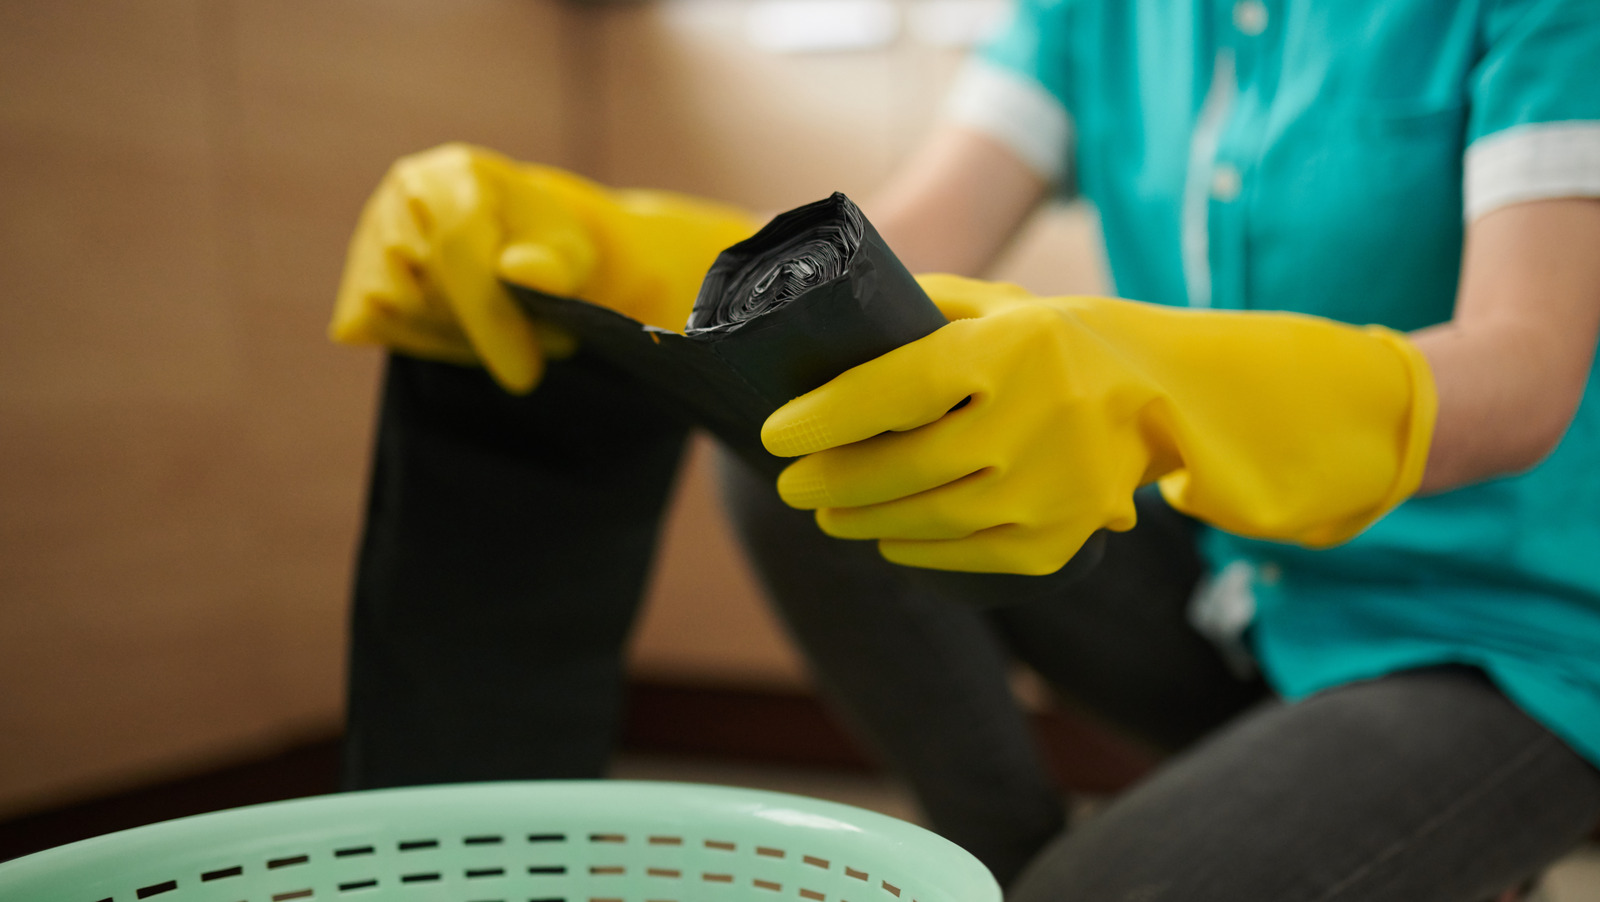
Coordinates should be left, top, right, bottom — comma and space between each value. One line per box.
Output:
774, 403, 989, 509
762, 321, 979, 458
336, 247, 471, 361
333, 228, 482, 355
878, 521, 1097, 576
446, 281, 546, 393
433, 218, 547, 394
915, 272, 1034, 320
332, 183, 425, 335
370, 184, 435, 266
498, 228, 599, 300
813, 467, 1002, 541
332, 170, 490, 351
384, 154, 546, 393
498, 170, 601, 298
352, 317, 481, 367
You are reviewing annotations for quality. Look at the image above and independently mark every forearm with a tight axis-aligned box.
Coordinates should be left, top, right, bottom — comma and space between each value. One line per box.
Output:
1412, 198, 1600, 494
864, 126, 1049, 275
1412, 317, 1595, 493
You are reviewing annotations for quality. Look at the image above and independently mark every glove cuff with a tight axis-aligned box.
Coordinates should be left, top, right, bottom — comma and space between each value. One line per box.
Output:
1309, 325, 1438, 544
1144, 315, 1439, 548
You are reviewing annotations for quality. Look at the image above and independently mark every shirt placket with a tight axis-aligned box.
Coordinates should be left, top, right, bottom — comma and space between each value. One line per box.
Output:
1186, 0, 1276, 311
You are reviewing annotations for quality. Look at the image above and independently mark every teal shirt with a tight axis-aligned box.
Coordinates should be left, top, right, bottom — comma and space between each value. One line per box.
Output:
949, 0, 1600, 762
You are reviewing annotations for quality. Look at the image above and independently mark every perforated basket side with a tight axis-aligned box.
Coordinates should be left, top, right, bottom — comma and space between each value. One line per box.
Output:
0, 781, 1001, 902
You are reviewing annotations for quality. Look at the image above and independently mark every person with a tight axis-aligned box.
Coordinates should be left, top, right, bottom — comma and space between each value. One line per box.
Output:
330, 1, 1600, 898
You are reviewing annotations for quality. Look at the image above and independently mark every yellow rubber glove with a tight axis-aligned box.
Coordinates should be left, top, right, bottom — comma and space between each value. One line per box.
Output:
761, 274, 1437, 575
331, 143, 757, 393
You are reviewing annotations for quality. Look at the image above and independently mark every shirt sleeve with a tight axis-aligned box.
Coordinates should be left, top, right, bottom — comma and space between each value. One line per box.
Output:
940, 0, 1076, 187
1465, 0, 1600, 220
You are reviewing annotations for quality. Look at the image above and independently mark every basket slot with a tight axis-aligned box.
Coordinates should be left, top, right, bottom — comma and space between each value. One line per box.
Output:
135, 880, 178, 898
0, 784, 991, 902
80, 832, 928, 902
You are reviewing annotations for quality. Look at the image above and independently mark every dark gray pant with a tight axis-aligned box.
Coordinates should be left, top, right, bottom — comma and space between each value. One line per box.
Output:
343, 354, 689, 786
347, 354, 1600, 901
719, 456, 1600, 900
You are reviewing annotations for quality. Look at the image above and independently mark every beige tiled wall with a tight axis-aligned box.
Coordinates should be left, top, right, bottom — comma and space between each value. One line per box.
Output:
0, 0, 1105, 816
0, 0, 581, 816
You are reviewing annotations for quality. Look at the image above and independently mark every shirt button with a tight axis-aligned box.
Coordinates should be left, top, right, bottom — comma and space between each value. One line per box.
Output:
1210, 163, 1242, 201
1233, 0, 1268, 35
1258, 561, 1282, 586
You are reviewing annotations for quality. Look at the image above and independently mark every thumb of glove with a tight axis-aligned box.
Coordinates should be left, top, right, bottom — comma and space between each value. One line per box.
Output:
430, 222, 548, 394
496, 220, 600, 300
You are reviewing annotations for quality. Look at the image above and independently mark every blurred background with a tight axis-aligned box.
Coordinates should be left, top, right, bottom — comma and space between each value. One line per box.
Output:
0, 0, 1110, 846
7, 1, 1598, 894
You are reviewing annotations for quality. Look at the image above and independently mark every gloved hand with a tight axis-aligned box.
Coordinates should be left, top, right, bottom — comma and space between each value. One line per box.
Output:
761, 274, 1437, 574
331, 143, 757, 392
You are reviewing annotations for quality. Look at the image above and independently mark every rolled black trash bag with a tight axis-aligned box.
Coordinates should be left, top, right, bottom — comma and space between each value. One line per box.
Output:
510, 192, 1104, 605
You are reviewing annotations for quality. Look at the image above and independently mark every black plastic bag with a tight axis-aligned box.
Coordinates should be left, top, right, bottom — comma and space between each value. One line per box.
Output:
510, 192, 1103, 604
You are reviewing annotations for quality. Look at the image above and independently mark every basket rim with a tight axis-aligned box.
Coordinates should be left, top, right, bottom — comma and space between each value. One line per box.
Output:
0, 780, 1001, 902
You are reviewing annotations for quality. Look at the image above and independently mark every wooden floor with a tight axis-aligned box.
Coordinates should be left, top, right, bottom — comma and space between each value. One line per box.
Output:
0, 679, 1154, 862
6, 681, 1598, 902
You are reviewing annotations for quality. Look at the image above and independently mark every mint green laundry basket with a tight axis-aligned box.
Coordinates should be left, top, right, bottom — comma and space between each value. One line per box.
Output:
0, 781, 1001, 902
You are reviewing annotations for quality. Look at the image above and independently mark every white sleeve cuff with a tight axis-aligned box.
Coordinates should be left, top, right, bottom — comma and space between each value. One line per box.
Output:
941, 59, 1073, 185
1465, 121, 1600, 220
